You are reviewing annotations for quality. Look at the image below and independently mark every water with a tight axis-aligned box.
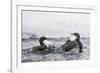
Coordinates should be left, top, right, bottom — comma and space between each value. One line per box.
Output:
22, 38, 90, 63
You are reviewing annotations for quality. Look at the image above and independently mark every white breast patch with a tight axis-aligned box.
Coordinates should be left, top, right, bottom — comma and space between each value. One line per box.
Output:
69, 35, 77, 41
43, 40, 52, 47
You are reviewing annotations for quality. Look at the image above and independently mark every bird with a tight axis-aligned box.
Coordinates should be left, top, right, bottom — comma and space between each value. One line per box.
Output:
62, 33, 83, 53
30, 36, 55, 54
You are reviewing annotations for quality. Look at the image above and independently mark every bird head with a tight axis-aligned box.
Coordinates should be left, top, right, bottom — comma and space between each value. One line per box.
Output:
71, 33, 80, 41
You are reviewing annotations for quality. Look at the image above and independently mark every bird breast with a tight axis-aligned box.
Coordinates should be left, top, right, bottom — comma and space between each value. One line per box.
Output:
43, 40, 52, 47
69, 35, 77, 41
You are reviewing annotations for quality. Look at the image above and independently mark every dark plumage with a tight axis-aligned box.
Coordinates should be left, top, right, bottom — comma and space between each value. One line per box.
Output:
39, 36, 47, 46
72, 33, 83, 53
62, 33, 83, 53
30, 36, 55, 54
